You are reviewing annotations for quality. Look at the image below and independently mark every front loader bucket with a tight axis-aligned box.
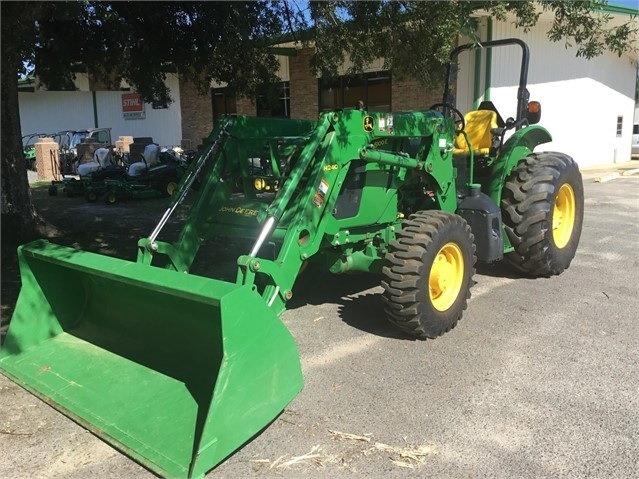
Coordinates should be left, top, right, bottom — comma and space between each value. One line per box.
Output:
0, 240, 303, 479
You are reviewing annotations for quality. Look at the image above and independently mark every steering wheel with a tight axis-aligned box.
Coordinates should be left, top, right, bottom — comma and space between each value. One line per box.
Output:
429, 103, 466, 132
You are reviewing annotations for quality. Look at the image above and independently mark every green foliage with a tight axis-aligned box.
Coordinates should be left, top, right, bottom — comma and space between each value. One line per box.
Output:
7, 1, 637, 102
295, 1, 636, 87
21, 1, 288, 105
541, 1, 638, 58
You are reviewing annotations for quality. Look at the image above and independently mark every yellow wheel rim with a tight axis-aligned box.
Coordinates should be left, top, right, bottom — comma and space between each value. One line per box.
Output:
167, 182, 178, 196
429, 242, 464, 312
553, 183, 575, 249
254, 178, 266, 191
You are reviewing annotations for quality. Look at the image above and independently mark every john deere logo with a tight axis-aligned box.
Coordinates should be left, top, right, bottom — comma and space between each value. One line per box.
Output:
363, 116, 374, 132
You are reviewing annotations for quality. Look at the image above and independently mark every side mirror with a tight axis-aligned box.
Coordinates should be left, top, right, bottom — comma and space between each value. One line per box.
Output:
527, 101, 541, 125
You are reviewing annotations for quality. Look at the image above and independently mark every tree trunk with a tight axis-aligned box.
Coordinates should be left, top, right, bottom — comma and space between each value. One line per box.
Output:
1, 18, 40, 258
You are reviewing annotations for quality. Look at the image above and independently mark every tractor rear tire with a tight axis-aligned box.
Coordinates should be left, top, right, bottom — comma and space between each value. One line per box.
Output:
501, 152, 584, 276
381, 211, 476, 339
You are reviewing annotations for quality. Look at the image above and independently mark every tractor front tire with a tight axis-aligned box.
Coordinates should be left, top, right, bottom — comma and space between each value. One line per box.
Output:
381, 211, 476, 339
501, 152, 584, 277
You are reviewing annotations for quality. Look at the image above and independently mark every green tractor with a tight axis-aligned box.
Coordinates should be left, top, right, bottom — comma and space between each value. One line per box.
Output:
0, 39, 583, 478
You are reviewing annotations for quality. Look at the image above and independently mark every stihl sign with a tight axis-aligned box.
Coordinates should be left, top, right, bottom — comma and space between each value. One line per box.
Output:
121, 93, 145, 119
122, 93, 144, 112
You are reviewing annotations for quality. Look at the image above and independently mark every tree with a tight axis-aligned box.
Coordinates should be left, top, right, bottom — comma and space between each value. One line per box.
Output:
1, 1, 286, 255
1, 1, 637, 254
299, 0, 638, 84
1, 2, 44, 256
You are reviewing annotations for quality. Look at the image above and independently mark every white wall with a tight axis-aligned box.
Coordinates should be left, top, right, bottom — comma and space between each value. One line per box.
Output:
95, 75, 182, 147
19, 91, 94, 135
456, 15, 638, 167
18, 74, 182, 147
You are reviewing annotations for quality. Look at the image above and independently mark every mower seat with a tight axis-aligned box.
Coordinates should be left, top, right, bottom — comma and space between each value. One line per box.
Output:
78, 148, 115, 176
127, 162, 148, 176
453, 110, 499, 156
128, 144, 160, 177
94, 147, 113, 168
77, 162, 101, 176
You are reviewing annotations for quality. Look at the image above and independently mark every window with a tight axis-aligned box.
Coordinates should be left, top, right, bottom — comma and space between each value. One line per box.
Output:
152, 97, 168, 110
212, 87, 237, 120
95, 130, 110, 143
319, 72, 391, 112
256, 82, 290, 118
616, 116, 623, 137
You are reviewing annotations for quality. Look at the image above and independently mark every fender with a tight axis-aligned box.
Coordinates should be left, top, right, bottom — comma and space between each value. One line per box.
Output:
487, 125, 553, 205
485, 124, 552, 252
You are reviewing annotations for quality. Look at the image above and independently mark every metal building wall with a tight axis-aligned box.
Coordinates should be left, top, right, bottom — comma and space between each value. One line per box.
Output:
95, 74, 182, 147
456, 15, 637, 167
19, 91, 94, 135
19, 74, 182, 147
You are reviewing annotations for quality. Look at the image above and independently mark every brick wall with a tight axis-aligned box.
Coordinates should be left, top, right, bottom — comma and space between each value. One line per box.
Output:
392, 77, 443, 111
236, 96, 255, 116
288, 49, 442, 118
290, 48, 318, 120
179, 77, 213, 148
180, 81, 259, 146
178, 57, 445, 143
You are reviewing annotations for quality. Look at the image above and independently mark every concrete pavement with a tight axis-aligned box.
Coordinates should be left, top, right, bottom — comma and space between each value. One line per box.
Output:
4, 157, 638, 479
579, 159, 639, 182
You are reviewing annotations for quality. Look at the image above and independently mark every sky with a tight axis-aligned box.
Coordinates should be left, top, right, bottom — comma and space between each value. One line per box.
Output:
608, 0, 639, 9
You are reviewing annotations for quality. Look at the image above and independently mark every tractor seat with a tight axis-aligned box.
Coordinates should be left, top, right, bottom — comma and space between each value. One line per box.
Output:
453, 110, 499, 156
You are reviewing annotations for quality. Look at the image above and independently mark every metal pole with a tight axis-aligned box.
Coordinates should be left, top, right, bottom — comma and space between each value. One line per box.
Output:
148, 121, 230, 243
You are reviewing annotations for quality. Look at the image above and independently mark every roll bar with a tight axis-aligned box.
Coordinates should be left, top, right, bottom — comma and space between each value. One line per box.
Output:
442, 38, 531, 128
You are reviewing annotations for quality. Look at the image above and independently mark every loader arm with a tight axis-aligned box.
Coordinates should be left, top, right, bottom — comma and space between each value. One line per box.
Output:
137, 116, 318, 271
137, 110, 459, 315
235, 110, 460, 314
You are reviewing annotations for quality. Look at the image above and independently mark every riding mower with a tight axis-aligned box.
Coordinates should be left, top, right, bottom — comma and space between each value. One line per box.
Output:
1, 39, 583, 478
86, 144, 185, 204
48, 147, 126, 198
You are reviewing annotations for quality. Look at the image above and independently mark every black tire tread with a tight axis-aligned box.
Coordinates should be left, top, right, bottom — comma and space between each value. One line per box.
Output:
501, 152, 584, 277
381, 211, 476, 339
